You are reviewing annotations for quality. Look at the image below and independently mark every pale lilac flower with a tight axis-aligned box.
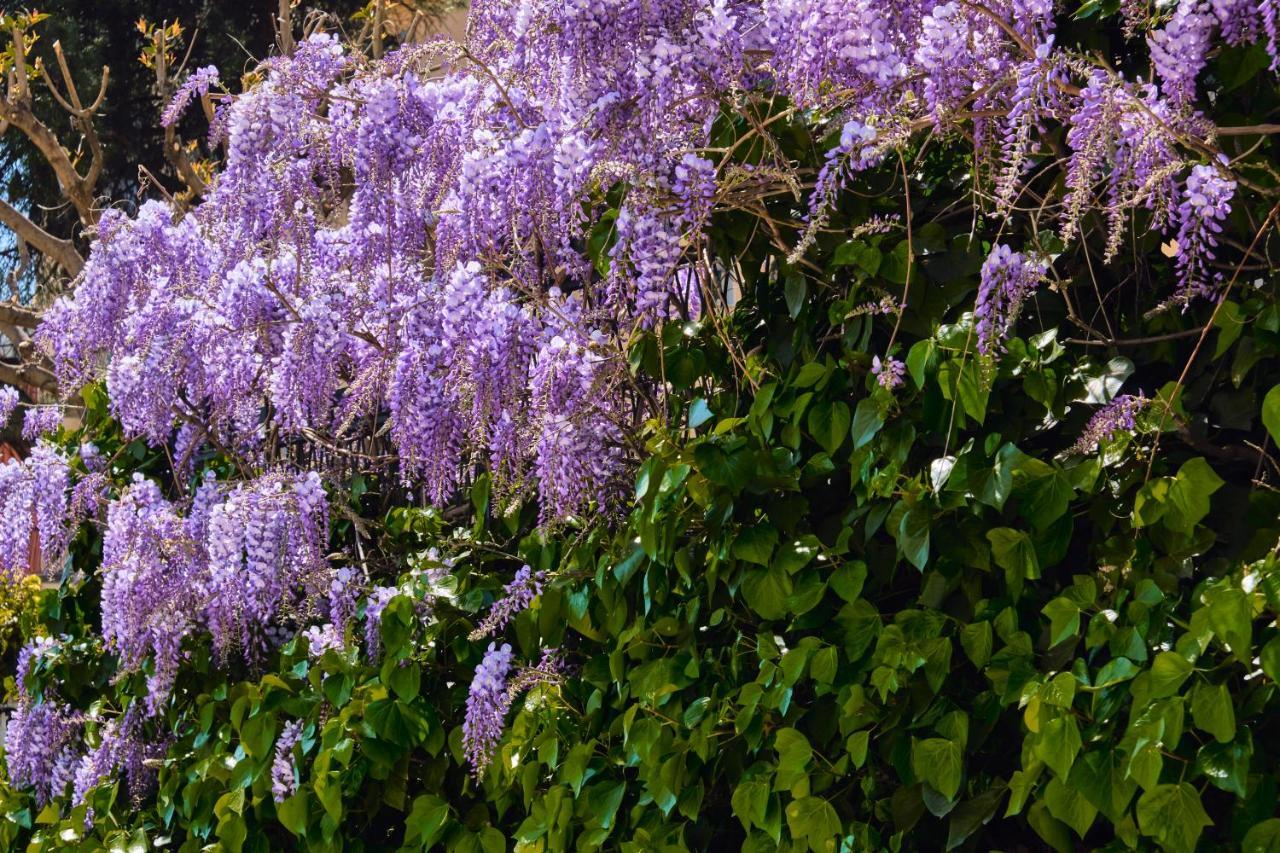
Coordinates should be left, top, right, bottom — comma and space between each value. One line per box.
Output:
463, 642, 514, 776
470, 565, 544, 640
1070, 394, 1149, 454
872, 356, 906, 390
271, 720, 303, 802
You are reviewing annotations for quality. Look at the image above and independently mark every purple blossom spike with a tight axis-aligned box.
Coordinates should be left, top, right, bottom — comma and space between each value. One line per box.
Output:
1070, 394, 1149, 454
974, 245, 1047, 356
22, 407, 62, 440
0, 386, 18, 425
463, 642, 514, 776
4, 696, 82, 805
1148, 2, 1215, 107
161, 65, 220, 127
301, 623, 344, 661
363, 585, 400, 658
470, 565, 545, 640
1171, 163, 1235, 307
872, 356, 906, 390
271, 720, 304, 802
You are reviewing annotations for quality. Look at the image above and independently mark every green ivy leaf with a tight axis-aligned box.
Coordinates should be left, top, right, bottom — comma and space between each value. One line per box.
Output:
988, 528, 1039, 595
1148, 651, 1193, 699
846, 731, 869, 768
1043, 776, 1097, 839
850, 398, 883, 450
773, 729, 813, 791
912, 738, 963, 800
1263, 386, 1280, 446
741, 566, 792, 620
1195, 731, 1252, 797
806, 400, 851, 455
733, 524, 779, 566
898, 506, 931, 571
1136, 783, 1212, 853
785, 796, 842, 852
276, 791, 310, 838
1164, 457, 1224, 533
960, 622, 993, 668
1205, 586, 1252, 659
1243, 819, 1280, 852
1191, 681, 1236, 743
732, 776, 770, 833
1035, 715, 1081, 779
1042, 598, 1080, 648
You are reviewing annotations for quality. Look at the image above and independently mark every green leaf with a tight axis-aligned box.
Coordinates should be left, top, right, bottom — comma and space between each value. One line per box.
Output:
741, 566, 792, 621
1043, 776, 1097, 839
1042, 672, 1076, 709
1149, 651, 1193, 699
1190, 681, 1236, 743
732, 777, 770, 832
1263, 386, 1280, 445
785, 796, 842, 852
907, 339, 934, 390
850, 398, 883, 450
1262, 636, 1280, 683
1042, 598, 1080, 648
277, 791, 310, 838
1021, 471, 1074, 530
956, 362, 990, 424
382, 659, 421, 702
846, 731, 870, 768
1136, 783, 1213, 853
1213, 300, 1244, 358
773, 729, 813, 791
1195, 731, 1252, 797
1070, 750, 1137, 823
898, 506, 930, 571
1244, 819, 1280, 852
1094, 657, 1139, 689
945, 786, 1006, 851
784, 274, 807, 319
834, 240, 882, 274
1164, 457, 1224, 533
988, 527, 1039, 594
1035, 715, 1081, 779
912, 738, 963, 800
807, 400, 850, 455
1205, 586, 1252, 659
960, 622, 993, 668
733, 524, 779, 566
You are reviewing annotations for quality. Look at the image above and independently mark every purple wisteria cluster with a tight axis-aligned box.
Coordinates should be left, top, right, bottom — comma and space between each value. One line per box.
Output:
1171, 163, 1236, 306
271, 720, 304, 802
0, 441, 71, 576
462, 643, 565, 776
0, 385, 19, 424
3, 697, 82, 805
470, 565, 545, 640
10, 0, 1277, 809
160, 65, 220, 128
99, 471, 332, 711
37, 1, 1270, 529
1070, 394, 1150, 455
463, 641, 514, 776
5, 641, 165, 809
974, 245, 1048, 356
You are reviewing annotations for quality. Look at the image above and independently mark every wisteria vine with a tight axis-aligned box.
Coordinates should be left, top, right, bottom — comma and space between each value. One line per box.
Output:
2, 0, 1276, 804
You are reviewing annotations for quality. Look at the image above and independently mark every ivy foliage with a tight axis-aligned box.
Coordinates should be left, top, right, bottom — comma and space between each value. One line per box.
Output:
6, 7, 1280, 853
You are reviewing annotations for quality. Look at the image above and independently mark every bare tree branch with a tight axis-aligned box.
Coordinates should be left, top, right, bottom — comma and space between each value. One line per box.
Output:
0, 198, 83, 276
0, 26, 106, 226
